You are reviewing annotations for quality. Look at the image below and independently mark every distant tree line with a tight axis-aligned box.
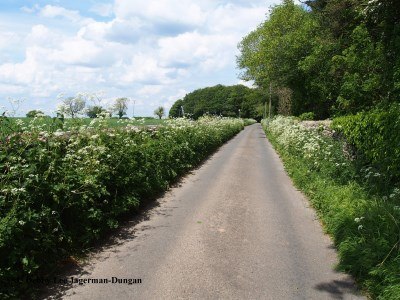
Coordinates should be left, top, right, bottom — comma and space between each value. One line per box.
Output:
53, 94, 130, 119
169, 84, 266, 120
237, 0, 400, 118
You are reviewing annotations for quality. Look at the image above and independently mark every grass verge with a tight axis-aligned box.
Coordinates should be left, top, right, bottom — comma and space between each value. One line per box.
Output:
262, 116, 400, 300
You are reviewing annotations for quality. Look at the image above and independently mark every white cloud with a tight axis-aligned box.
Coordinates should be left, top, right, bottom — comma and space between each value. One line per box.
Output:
0, 31, 20, 49
0, 0, 278, 116
120, 54, 177, 85
20, 4, 40, 14
237, 79, 255, 88
0, 83, 25, 95
26, 24, 60, 46
114, 0, 206, 35
50, 38, 103, 66
0, 50, 38, 85
138, 85, 163, 96
40, 5, 82, 22
90, 3, 114, 17
158, 32, 237, 72
114, 0, 205, 24
78, 21, 110, 41
207, 4, 267, 34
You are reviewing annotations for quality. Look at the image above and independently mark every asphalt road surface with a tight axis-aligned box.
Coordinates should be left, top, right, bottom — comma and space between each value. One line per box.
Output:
51, 124, 364, 300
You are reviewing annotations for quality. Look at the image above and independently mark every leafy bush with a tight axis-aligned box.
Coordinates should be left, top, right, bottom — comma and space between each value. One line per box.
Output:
262, 116, 400, 299
332, 104, 400, 186
0, 116, 244, 298
298, 112, 315, 121
26, 110, 45, 118
242, 118, 257, 126
86, 106, 109, 118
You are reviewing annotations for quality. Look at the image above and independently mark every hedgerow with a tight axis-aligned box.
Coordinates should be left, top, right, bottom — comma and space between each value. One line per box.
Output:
332, 103, 400, 188
262, 116, 400, 299
0, 116, 244, 299
242, 118, 257, 126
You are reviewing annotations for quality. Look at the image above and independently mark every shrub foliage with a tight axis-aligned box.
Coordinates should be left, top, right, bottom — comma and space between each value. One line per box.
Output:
263, 116, 400, 299
0, 116, 244, 298
332, 104, 400, 186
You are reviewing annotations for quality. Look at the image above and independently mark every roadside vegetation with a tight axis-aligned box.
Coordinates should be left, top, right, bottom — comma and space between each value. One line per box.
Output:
239, 1, 400, 298
0, 115, 244, 299
1, 0, 398, 298
263, 116, 400, 299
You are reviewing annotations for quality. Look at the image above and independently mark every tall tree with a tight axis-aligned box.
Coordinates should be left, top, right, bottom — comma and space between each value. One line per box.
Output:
58, 95, 86, 118
113, 98, 129, 119
237, 0, 319, 116
154, 106, 165, 119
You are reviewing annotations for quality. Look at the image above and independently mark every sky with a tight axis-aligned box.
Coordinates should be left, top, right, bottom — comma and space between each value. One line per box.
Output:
0, 0, 287, 117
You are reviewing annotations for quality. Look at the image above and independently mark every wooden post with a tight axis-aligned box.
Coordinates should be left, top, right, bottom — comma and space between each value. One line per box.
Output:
269, 82, 272, 119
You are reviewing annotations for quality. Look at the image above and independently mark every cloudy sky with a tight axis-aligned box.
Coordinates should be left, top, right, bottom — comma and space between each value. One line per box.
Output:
0, 0, 286, 117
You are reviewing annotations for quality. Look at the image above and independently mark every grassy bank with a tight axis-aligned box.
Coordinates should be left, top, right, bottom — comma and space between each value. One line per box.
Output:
0, 116, 244, 299
262, 116, 400, 299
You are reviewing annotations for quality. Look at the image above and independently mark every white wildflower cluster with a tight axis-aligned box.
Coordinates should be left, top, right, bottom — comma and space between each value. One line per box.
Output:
2, 116, 244, 212
361, 0, 382, 17
354, 217, 364, 230
389, 187, 400, 200
10, 187, 26, 195
53, 130, 65, 137
262, 116, 345, 167
361, 166, 382, 180
354, 217, 364, 223
15, 119, 24, 127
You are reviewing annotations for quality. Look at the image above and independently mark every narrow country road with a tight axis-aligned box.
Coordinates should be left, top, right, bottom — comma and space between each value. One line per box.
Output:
48, 124, 364, 299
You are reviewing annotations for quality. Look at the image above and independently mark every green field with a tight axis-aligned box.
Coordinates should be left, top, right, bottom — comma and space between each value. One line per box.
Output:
16, 116, 166, 126
0, 116, 167, 138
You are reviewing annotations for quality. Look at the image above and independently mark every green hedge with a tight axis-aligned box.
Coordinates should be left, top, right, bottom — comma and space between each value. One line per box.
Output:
332, 104, 400, 185
0, 117, 244, 298
242, 118, 257, 126
263, 116, 400, 299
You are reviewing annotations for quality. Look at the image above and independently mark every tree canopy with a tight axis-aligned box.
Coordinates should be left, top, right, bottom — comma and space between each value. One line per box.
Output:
154, 106, 165, 119
169, 84, 265, 120
113, 98, 129, 119
237, 0, 400, 118
26, 110, 44, 118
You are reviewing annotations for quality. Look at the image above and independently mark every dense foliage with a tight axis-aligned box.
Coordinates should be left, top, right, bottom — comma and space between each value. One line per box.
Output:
26, 110, 45, 118
238, 0, 400, 118
263, 116, 400, 299
169, 84, 265, 120
332, 103, 400, 187
0, 116, 244, 298
154, 106, 165, 119
86, 106, 108, 118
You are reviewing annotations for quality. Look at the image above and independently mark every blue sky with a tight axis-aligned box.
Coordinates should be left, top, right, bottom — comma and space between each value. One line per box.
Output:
0, 0, 284, 117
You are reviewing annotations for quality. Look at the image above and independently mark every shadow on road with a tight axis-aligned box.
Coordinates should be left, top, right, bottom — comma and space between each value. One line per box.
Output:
314, 278, 363, 299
